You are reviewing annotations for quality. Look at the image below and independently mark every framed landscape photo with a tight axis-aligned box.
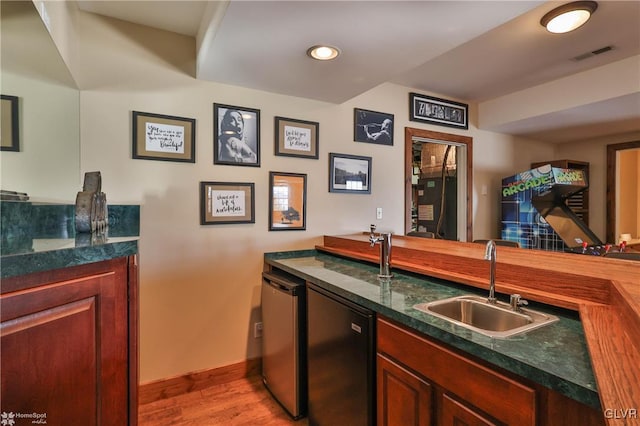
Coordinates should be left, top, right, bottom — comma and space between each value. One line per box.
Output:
214, 103, 260, 167
274, 116, 319, 159
409, 92, 468, 130
200, 181, 255, 225
329, 153, 372, 194
132, 111, 195, 162
1, 95, 20, 151
269, 172, 307, 231
354, 108, 394, 146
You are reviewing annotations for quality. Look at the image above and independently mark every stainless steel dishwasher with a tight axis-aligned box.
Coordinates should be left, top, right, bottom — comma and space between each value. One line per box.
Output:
261, 271, 307, 419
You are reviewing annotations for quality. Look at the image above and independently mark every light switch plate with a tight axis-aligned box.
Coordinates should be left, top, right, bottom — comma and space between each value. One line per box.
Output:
376, 207, 383, 220
254, 322, 263, 338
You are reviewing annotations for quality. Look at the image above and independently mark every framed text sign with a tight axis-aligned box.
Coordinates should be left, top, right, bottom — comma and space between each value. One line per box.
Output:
200, 181, 255, 225
132, 111, 196, 162
274, 116, 319, 159
409, 92, 468, 130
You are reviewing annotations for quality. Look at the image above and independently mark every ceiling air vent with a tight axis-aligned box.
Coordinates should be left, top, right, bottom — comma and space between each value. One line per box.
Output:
572, 45, 614, 61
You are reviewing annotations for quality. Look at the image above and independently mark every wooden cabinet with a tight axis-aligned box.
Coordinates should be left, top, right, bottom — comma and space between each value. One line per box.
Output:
441, 393, 498, 426
377, 353, 433, 426
377, 316, 604, 426
532, 159, 590, 226
1, 256, 139, 426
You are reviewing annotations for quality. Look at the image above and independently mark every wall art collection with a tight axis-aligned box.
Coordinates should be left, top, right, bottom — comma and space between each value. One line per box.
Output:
130, 91, 467, 229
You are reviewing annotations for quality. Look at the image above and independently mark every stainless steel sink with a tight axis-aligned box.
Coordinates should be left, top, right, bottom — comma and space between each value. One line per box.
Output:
413, 295, 559, 338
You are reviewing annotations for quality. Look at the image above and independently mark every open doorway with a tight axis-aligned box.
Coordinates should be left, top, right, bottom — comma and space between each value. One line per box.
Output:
410, 141, 461, 239
405, 127, 472, 241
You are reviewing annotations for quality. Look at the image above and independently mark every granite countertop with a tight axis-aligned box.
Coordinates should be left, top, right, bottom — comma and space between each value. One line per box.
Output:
1, 235, 139, 279
1, 201, 139, 279
264, 250, 599, 409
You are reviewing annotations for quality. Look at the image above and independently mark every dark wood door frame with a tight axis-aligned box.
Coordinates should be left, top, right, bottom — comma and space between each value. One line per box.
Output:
606, 140, 640, 243
405, 127, 473, 241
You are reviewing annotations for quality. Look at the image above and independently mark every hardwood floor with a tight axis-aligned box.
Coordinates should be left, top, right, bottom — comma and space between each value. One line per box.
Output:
138, 375, 309, 425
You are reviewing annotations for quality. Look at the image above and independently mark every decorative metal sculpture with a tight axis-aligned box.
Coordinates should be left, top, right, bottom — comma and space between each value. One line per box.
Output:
75, 171, 108, 233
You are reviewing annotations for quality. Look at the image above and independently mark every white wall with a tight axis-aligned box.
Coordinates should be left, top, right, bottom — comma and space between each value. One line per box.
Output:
76, 11, 561, 383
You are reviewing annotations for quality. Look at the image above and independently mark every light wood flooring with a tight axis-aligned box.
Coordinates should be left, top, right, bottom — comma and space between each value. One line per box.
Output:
138, 375, 309, 426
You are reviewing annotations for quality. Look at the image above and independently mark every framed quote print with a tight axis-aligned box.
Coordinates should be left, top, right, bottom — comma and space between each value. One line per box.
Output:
200, 181, 255, 225
274, 116, 319, 159
132, 111, 196, 162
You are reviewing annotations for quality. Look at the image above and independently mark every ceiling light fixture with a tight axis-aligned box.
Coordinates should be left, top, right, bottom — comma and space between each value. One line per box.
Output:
540, 1, 598, 34
306, 45, 340, 61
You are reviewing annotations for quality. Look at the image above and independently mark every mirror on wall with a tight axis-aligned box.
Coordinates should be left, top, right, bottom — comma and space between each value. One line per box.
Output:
607, 141, 640, 245
405, 127, 473, 242
0, 0, 80, 202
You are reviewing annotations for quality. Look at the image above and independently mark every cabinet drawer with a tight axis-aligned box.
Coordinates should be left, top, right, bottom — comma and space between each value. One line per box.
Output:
377, 317, 535, 426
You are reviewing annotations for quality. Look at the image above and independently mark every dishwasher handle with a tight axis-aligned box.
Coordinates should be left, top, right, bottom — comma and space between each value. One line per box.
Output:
262, 272, 304, 296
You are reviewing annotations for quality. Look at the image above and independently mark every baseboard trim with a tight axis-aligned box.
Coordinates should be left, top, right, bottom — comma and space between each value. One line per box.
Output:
138, 357, 261, 405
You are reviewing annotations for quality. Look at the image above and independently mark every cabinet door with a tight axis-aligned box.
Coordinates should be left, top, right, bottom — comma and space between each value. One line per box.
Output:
1, 259, 129, 426
441, 394, 499, 426
377, 354, 432, 426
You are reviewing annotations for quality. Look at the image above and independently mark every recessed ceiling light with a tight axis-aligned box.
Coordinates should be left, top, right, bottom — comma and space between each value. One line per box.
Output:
306, 45, 340, 61
540, 1, 598, 34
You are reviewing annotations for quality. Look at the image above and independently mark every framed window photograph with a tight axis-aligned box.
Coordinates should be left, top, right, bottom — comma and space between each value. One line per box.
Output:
329, 153, 372, 194
274, 116, 319, 159
132, 111, 196, 162
269, 172, 307, 231
214, 103, 260, 167
409, 92, 468, 130
1, 95, 20, 152
200, 181, 255, 225
354, 108, 394, 146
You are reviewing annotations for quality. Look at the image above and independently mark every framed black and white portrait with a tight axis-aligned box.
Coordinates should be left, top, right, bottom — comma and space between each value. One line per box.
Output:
213, 103, 260, 167
354, 108, 394, 146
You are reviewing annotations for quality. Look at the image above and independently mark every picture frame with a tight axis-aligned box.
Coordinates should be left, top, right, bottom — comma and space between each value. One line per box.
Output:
1, 95, 20, 152
200, 181, 255, 225
132, 111, 196, 162
409, 92, 469, 130
274, 116, 319, 159
214, 103, 260, 167
329, 153, 372, 194
354, 108, 394, 146
269, 172, 307, 231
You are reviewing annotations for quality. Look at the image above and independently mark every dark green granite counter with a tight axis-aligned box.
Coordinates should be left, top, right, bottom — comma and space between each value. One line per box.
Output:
264, 250, 599, 409
1, 201, 139, 279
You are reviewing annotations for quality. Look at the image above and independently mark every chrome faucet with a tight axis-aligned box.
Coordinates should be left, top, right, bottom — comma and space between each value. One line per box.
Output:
510, 294, 528, 312
484, 240, 497, 304
369, 224, 392, 278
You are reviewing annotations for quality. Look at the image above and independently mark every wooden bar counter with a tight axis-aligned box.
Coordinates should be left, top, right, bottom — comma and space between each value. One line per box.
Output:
317, 233, 640, 425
